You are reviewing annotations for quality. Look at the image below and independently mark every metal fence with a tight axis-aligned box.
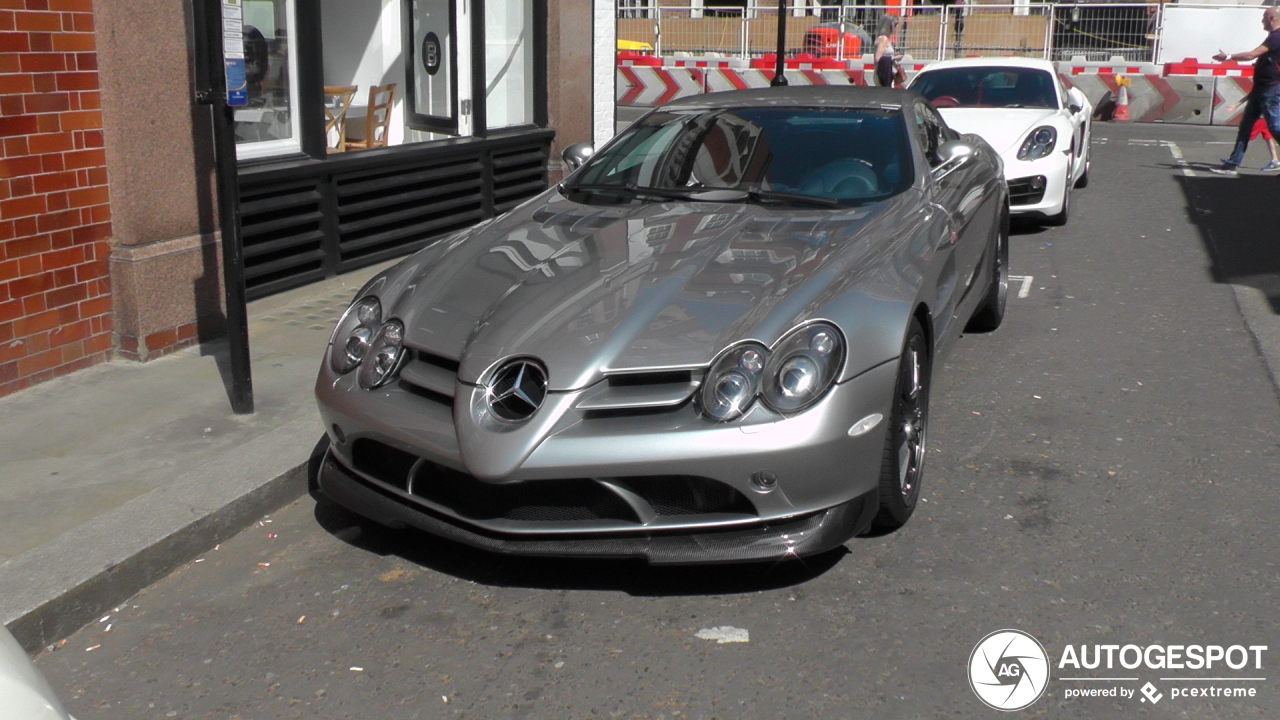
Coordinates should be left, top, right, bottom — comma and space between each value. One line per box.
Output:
617, 3, 1169, 64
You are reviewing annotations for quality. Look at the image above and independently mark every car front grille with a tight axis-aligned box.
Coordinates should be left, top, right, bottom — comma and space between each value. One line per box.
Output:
1008, 175, 1047, 206
397, 348, 461, 406
344, 438, 757, 528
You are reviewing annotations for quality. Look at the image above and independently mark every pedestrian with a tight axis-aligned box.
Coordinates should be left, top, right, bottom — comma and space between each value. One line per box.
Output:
1211, 7, 1280, 175
874, 14, 903, 88
1226, 101, 1280, 171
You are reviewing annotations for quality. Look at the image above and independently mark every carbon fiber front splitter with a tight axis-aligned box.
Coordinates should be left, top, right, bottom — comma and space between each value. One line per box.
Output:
317, 451, 878, 565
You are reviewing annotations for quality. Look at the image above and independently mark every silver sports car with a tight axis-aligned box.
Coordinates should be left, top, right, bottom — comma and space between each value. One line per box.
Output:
314, 86, 1009, 564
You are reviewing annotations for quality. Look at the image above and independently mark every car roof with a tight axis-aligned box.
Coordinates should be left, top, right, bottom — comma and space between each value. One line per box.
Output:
662, 85, 918, 111
918, 56, 1057, 72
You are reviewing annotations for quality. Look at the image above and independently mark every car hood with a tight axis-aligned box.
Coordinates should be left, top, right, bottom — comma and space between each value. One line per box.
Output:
372, 189, 902, 390
936, 108, 1059, 155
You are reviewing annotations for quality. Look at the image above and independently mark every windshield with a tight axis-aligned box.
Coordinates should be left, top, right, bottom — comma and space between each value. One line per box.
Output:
568, 106, 913, 206
911, 67, 1059, 110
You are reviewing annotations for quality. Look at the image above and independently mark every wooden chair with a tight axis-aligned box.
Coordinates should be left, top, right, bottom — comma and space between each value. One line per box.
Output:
323, 85, 358, 152
345, 83, 397, 150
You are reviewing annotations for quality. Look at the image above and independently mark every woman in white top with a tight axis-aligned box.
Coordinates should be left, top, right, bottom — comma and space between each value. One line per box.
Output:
874, 14, 903, 87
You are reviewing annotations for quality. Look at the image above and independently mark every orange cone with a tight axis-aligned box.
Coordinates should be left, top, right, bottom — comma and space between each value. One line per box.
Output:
1113, 76, 1131, 122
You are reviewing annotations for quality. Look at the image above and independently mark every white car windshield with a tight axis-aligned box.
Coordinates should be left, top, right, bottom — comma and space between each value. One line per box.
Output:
912, 67, 1059, 110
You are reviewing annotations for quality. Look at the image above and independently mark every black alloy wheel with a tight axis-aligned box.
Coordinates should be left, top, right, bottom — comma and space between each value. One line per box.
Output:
867, 317, 931, 533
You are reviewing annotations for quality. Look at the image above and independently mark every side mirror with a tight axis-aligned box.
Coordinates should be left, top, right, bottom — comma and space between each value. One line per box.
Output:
1067, 87, 1086, 114
935, 139, 975, 166
561, 142, 594, 171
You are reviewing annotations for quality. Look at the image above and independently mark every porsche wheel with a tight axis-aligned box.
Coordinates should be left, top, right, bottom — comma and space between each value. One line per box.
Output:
965, 207, 1008, 333
1074, 148, 1090, 189
1045, 163, 1071, 226
869, 317, 930, 533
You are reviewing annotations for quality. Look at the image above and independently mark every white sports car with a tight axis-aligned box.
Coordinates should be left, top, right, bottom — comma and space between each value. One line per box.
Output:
910, 57, 1092, 225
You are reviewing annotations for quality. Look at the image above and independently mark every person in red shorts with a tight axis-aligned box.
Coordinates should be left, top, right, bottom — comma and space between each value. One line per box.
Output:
1248, 115, 1280, 171
1224, 101, 1280, 171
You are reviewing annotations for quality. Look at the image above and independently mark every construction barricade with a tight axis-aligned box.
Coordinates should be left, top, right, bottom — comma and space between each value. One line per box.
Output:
616, 52, 1258, 128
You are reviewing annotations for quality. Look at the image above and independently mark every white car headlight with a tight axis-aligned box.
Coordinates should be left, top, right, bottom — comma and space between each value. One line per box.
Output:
761, 323, 844, 413
357, 320, 406, 390
329, 296, 381, 374
1017, 126, 1057, 161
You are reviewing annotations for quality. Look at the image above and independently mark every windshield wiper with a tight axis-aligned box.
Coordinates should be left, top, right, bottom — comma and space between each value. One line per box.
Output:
742, 189, 840, 207
569, 183, 696, 201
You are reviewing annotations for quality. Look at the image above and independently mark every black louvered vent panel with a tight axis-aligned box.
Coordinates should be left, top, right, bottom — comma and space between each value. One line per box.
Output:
335, 157, 485, 263
236, 130, 554, 300
491, 143, 549, 214
239, 178, 326, 297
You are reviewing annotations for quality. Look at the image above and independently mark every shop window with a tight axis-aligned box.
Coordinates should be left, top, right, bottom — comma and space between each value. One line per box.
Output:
484, 0, 534, 130
234, 0, 302, 159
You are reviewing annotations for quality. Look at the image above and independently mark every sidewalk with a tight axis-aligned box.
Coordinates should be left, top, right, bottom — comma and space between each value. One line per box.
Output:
0, 261, 392, 652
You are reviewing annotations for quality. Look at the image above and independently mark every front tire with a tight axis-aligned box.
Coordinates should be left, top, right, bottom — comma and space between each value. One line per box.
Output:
1044, 163, 1072, 226
1074, 148, 1090, 189
868, 317, 931, 534
965, 208, 1009, 333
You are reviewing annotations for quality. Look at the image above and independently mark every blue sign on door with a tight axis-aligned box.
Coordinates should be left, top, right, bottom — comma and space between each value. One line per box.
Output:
225, 57, 248, 106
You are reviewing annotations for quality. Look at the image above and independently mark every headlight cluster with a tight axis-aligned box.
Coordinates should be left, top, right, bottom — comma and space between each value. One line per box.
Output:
1017, 126, 1057, 161
698, 322, 845, 422
329, 296, 406, 389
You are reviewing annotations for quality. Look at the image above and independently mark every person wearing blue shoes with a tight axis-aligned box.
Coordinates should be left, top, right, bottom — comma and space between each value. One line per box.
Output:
1211, 7, 1280, 175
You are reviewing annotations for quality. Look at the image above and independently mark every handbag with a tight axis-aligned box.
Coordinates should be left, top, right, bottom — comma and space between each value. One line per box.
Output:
893, 62, 908, 86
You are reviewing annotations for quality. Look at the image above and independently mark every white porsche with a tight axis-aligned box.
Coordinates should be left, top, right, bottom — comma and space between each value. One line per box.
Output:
910, 57, 1092, 225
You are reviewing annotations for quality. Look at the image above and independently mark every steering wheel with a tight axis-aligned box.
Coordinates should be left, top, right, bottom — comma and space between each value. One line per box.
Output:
931, 95, 961, 108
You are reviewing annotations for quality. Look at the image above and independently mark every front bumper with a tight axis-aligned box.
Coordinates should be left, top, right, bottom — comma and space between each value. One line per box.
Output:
318, 449, 880, 564
315, 353, 899, 559
1003, 149, 1070, 217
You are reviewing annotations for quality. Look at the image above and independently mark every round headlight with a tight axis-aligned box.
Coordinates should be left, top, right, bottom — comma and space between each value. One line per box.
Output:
357, 320, 406, 389
699, 344, 768, 422
329, 296, 381, 374
761, 323, 844, 414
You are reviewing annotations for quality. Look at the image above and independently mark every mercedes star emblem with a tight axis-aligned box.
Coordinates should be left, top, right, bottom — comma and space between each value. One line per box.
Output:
487, 360, 548, 422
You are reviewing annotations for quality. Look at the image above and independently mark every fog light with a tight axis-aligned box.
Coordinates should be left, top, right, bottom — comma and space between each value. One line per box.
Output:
1030, 176, 1046, 190
331, 424, 346, 444
750, 471, 778, 493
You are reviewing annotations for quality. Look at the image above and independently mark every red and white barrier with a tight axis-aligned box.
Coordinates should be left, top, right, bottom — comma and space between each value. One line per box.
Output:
615, 53, 1259, 127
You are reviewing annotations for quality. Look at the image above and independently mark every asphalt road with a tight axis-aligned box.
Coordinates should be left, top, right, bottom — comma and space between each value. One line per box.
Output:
35, 122, 1280, 719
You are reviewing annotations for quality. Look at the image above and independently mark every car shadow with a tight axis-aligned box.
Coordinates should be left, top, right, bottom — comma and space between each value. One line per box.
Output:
1175, 172, 1280, 312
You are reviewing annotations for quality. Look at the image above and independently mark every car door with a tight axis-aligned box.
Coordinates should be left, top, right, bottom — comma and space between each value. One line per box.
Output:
915, 101, 988, 318
909, 101, 964, 349
1056, 74, 1088, 177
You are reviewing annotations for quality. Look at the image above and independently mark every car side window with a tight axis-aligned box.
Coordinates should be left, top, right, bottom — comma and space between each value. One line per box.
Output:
914, 103, 945, 167
1055, 75, 1070, 109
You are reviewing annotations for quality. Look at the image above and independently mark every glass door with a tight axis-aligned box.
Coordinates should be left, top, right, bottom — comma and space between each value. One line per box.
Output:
405, 0, 472, 136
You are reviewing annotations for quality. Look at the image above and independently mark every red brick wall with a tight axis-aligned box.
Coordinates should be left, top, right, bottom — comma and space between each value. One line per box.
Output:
0, 0, 112, 396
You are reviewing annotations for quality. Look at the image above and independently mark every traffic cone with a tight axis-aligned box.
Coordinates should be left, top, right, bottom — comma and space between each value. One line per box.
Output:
1113, 76, 1131, 122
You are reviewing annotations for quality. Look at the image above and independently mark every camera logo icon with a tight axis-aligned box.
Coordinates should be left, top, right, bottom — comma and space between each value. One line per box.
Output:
969, 629, 1051, 711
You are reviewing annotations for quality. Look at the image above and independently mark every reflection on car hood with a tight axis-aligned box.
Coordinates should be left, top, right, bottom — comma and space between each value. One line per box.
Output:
936, 108, 1059, 155
378, 189, 899, 390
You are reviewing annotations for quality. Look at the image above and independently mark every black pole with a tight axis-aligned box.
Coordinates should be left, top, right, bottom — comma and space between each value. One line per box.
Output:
771, 0, 788, 86
196, 0, 254, 414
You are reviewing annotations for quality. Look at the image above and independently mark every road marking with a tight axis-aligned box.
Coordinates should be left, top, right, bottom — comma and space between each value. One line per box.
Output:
1165, 141, 1196, 177
1010, 274, 1034, 298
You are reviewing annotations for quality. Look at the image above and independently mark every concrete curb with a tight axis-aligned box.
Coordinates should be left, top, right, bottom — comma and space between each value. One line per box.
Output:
0, 416, 324, 654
